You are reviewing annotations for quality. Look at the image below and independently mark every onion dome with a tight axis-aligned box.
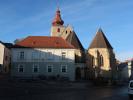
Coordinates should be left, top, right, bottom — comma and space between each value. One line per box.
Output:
52, 8, 64, 26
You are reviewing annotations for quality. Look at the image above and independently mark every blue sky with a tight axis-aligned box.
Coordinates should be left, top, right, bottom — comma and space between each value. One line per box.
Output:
0, 0, 133, 61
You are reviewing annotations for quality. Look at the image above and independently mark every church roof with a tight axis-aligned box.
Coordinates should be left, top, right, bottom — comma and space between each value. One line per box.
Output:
66, 31, 84, 50
89, 28, 113, 49
14, 36, 75, 49
52, 8, 64, 26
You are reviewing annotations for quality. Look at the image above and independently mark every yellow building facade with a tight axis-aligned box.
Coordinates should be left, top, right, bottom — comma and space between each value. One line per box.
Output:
87, 29, 116, 79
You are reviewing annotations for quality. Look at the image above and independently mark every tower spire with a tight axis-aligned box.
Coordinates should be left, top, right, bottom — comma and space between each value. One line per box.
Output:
52, 7, 64, 26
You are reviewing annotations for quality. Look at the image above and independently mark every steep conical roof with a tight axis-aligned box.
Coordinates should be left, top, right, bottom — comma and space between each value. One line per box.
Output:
89, 28, 113, 49
66, 31, 84, 50
52, 8, 64, 26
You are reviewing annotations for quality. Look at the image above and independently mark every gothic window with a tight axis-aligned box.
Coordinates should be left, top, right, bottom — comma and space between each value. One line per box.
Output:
91, 56, 94, 67
100, 55, 104, 66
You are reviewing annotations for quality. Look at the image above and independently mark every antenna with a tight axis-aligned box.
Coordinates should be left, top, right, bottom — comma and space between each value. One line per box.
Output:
56, 0, 60, 9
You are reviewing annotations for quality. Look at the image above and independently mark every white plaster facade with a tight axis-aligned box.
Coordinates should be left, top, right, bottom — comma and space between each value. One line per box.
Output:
11, 48, 76, 81
12, 48, 75, 62
0, 42, 11, 73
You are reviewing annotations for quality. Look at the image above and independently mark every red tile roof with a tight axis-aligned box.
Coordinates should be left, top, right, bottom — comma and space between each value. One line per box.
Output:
14, 36, 75, 49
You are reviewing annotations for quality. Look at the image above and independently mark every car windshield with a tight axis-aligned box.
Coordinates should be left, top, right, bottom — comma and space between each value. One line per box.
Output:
130, 82, 133, 88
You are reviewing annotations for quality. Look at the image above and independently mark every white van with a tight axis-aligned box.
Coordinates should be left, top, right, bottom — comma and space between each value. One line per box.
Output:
128, 80, 133, 98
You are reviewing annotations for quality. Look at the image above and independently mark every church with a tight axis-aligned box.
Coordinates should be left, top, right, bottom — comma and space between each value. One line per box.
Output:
86, 28, 117, 80
11, 8, 117, 81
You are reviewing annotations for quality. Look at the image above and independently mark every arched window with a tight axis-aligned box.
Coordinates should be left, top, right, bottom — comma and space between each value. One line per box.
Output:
91, 56, 94, 67
100, 55, 104, 66
57, 28, 60, 32
66, 30, 67, 34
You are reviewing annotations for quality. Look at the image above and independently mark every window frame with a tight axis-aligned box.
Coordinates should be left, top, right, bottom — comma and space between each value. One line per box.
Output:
47, 51, 53, 60
32, 51, 40, 60
18, 64, 24, 73
47, 65, 53, 73
20, 51, 24, 60
32, 64, 39, 73
61, 65, 67, 73
61, 52, 66, 60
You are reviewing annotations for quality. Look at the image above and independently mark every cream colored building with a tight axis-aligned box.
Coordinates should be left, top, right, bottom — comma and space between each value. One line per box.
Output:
11, 36, 76, 81
0, 41, 12, 73
86, 29, 116, 79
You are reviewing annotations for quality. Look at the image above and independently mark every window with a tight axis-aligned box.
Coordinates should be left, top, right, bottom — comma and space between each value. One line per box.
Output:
47, 52, 53, 60
66, 31, 67, 34
33, 64, 39, 73
61, 65, 67, 73
61, 52, 66, 60
57, 28, 60, 32
20, 51, 24, 60
18, 65, 24, 72
130, 82, 133, 88
91, 56, 94, 67
41, 52, 45, 60
47, 65, 53, 72
100, 55, 104, 66
32, 51, 39, 60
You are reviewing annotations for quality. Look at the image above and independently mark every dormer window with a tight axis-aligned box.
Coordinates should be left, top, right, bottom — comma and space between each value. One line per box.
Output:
57, 28, 60, 32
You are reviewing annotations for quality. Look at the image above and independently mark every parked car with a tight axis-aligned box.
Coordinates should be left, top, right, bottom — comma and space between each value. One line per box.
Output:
128, 80, 133, 99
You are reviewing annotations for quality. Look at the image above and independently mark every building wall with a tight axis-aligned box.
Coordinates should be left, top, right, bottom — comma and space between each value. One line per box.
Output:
11, 48, 75, 81
51, 25, 85, 63
50, 25, 73, 38
0, 43, 4, 65
11, 62, 75, 81
87, 48, 116, 79
3, 47, 11, 73
0, 43, 11, 73
88, 48, 110, 70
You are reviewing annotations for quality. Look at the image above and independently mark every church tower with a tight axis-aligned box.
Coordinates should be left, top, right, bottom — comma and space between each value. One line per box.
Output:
87, 28, 116, 79
51, 8, 86, 79
51, 8, 74, 39
51, 8, 65, 37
